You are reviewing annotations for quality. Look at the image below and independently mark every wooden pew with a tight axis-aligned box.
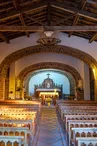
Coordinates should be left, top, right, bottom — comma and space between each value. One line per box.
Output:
76, 137, 97, 146
0, 127, 31, 146
0, 136, 25, 146
71, 128, 97, 146
56, 100, 97, 146
67, 120, 97, 146
63, 115, 97, 130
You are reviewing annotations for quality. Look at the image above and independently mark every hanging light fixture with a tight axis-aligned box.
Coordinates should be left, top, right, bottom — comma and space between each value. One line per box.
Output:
37, 30, 61, 46
44, 31, 54, 37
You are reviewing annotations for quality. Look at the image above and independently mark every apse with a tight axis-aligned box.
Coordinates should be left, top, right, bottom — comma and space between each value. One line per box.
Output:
29, 70, 70, 96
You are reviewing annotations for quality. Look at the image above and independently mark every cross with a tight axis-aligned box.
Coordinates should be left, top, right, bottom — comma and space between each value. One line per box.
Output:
47, 73, 50, 78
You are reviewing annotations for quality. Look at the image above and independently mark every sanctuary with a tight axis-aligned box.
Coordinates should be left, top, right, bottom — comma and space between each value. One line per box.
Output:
34, 73, 62, 104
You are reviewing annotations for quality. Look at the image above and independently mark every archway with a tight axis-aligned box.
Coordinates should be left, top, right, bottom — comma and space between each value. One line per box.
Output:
0, 45, 96, 100
16, 62, 82, 100
24, 69, 75, 96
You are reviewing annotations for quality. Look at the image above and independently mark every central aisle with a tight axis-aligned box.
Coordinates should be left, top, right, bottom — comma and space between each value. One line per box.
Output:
33, 106, 66, 146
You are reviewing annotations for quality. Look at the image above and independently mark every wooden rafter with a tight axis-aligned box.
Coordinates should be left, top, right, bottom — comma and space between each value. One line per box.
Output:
0, 0, 97, 23
51, 0, 97, 21
55, 13, 77, 26
0, 32, 10, 44
0, 25, 97, 32
47, 3, 52, 26
80, 0, 87, 10
0, 2, 47, 22
89, 33, 97, 43
19, 14, 30, 38
68, 0, 86, 37
23, 14, 43, 26
12, 0, 20, 9
68, 14, 80, 37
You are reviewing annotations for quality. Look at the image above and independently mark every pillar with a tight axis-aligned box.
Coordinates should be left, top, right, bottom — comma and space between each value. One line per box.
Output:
83, 63, 90, 100
9, 62, 15, 99
93, 67, 97, 101
70, 79, 75, 95
0, 77, 6, 101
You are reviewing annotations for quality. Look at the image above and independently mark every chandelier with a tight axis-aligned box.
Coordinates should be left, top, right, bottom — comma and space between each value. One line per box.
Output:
37, 31, 61, 46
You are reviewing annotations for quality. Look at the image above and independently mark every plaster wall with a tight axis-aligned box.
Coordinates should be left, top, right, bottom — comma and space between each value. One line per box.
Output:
15, 52, 84, 78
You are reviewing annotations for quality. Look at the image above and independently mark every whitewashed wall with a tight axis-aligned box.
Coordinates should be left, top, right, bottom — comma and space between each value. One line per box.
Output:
15, 53, 84, 78
0, 32, 97, 64
0, 32, 93, 100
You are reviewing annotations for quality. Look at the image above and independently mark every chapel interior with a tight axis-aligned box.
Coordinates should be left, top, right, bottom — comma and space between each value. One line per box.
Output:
0, 0, 97, 146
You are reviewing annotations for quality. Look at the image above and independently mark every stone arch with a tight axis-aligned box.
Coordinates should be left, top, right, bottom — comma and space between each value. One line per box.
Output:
0, 45, 97, 100
16, 62, 82, 99
18, 62, 82, 82
24, 69, 76, 96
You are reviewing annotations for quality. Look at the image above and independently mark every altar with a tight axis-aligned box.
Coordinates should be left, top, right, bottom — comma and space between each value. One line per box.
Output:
34, 74, 63, 105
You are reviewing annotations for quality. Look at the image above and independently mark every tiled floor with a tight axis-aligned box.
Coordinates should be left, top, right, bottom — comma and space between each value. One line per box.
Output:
33, 106, 66, 146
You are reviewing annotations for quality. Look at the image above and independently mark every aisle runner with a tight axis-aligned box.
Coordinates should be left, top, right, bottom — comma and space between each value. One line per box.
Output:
34, 106, 66, 146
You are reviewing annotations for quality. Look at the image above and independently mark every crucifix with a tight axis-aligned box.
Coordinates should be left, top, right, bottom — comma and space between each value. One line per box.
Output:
47, 73, 50, 78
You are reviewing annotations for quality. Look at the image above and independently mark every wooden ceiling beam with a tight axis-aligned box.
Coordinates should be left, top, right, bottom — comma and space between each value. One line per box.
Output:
51, 0, 97, 21
23, 14, 43, 26
0, 2, 47, 22
89, 33, 97, 43
12, 0, 20, 10
0, 25, 97, 32
0, 32, 10, 44
55, 13, 76, 26
80, 0, 87, 10
0, 0, 97, 23
68, 14, 80, 37
19, 14, 30, 38
47, 3, 52, 26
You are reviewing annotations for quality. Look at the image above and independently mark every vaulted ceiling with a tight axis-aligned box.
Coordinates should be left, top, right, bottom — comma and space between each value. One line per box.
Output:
0, 0, 97, 43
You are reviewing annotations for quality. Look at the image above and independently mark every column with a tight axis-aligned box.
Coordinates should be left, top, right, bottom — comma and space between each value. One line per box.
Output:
0, 77, 6, 101
9, 62, 15, 99
83, 63, 90, 100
